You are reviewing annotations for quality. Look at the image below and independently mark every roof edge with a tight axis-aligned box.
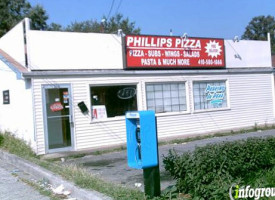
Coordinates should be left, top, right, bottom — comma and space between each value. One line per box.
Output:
22, 67, 274, 78
0, 49, 28, 79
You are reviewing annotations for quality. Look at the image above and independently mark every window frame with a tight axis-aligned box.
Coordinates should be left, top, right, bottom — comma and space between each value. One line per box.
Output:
89, 83, 139, 122
144, 81, 190, 116
192, 79, 230, 113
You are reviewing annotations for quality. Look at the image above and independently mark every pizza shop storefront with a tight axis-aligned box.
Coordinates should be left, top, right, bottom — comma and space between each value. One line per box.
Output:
31, 34, 273, 155
0, 20, 274, 155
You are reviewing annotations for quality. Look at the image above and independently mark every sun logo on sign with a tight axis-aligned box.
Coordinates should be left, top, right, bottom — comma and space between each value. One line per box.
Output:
205, 40, 222, 58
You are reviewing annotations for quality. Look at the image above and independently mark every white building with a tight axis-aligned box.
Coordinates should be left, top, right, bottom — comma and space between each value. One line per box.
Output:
0, 19, 274, 155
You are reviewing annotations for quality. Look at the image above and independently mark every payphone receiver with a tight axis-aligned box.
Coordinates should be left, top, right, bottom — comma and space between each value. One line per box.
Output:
135, 125, 141, 143
135, 124, 142, 161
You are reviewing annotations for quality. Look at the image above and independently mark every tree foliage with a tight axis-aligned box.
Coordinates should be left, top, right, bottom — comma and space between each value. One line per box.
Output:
0, 0, 48, 37
242, 15, 275, 53
46, 23, 63, 31
0, 0, 30, 36
65, 20, 101, 33
65, 14, 140, 34
27, 5, 48, 30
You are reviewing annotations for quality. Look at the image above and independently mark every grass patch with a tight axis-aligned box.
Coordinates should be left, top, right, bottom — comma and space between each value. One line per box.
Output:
46, 146, 128, 162
0, 132, 145, 200
19, 178, 62, 200
91, 145, 127, 156
0, 132, 37, 159
35, 160, 145, 200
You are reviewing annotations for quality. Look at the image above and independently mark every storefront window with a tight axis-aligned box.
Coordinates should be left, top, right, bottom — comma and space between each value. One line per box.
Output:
193, 81, 227, 110
146, 83, 187, 113
90, 85, 137, 119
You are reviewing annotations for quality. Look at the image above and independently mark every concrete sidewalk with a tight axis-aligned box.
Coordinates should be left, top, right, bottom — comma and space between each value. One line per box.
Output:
0, 158, 50, 200
0, 150, 112, 200
63, 129, 275, 191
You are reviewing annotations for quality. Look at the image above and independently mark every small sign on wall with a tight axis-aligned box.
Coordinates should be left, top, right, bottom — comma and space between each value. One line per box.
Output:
3, 90, 10, 104
92, 105, 107, 120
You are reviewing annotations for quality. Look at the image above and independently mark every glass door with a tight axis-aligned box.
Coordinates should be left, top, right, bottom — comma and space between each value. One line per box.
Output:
43, 85, 74, 152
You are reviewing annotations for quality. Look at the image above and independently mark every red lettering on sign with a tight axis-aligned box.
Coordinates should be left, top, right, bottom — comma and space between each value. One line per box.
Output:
50, 102, 64, 112
125, 35, 225, 69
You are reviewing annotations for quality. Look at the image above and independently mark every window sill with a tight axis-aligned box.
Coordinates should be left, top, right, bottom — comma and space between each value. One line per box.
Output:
89, 111, 192, 123
193, 107, 231, 114
90, 116, 125, 123
155, 111, 191, 118
88, 108, 230, 123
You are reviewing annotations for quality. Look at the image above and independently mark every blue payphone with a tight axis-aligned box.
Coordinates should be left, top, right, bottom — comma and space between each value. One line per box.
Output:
125, 110, 158, 169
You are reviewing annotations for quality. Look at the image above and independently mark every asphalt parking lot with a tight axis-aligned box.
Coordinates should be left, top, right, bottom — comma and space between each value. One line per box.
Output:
63, 130, 275, 191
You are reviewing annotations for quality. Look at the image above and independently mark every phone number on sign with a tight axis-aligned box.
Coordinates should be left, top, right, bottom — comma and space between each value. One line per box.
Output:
198, 59, 223, 65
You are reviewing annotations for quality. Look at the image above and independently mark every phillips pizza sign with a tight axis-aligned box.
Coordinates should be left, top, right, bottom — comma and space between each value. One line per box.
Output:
125, 35, 225, 69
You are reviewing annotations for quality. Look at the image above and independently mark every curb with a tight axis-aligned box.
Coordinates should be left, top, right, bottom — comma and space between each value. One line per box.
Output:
0, 150, 112, 200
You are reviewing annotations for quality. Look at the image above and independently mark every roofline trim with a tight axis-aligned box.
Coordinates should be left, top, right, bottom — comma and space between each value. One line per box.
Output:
22, 67, 274, 78
0, 49, 28, 79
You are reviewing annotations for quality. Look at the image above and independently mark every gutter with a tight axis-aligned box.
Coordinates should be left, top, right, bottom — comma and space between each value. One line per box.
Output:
22, 67, 274, 78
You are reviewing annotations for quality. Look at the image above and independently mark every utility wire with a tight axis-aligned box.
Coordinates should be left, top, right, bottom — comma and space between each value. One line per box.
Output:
106, 0, 116, 20
115, 0, 123, 14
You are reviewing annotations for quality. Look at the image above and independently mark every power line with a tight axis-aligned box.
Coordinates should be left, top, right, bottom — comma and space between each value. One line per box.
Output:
115, 0, 123, 14
107, 0, 116, 20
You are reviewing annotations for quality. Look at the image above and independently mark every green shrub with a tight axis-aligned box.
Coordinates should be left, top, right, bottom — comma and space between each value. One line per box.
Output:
163, 137, 275, 199
0, 133, 4, 146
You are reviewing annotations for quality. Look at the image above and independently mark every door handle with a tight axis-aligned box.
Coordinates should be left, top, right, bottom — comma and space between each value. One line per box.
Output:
69, 115, 74, 127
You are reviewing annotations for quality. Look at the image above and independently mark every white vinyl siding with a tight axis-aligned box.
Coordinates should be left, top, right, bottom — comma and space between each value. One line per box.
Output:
32, 73, 275, 155
0, 60, 34, 148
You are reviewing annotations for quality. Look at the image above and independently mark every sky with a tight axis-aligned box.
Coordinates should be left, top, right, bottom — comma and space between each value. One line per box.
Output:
28, 0, 275, 39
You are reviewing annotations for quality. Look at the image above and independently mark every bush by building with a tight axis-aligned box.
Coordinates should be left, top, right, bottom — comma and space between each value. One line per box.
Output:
163, 137, 275, 199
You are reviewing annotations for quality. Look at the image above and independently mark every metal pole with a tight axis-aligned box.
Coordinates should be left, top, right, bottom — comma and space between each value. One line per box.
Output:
143, 165, 161, 198
143, 116, 161, 198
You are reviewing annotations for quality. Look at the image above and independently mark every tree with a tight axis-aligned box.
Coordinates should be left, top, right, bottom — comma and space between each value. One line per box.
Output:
65, 20, 101, 33
65, 13, 140, 34
0, 0, 30, 36
47, 23, 63, 31
242, 15, 275, 53
27, 5, 48, 30
104, 14, 141, 34
0, 0, 48, 37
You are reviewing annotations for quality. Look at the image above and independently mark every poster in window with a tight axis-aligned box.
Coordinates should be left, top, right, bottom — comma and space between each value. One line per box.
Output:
92, 105, 107, 120
3, 90, 10, 104
205, 84, 226, 108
